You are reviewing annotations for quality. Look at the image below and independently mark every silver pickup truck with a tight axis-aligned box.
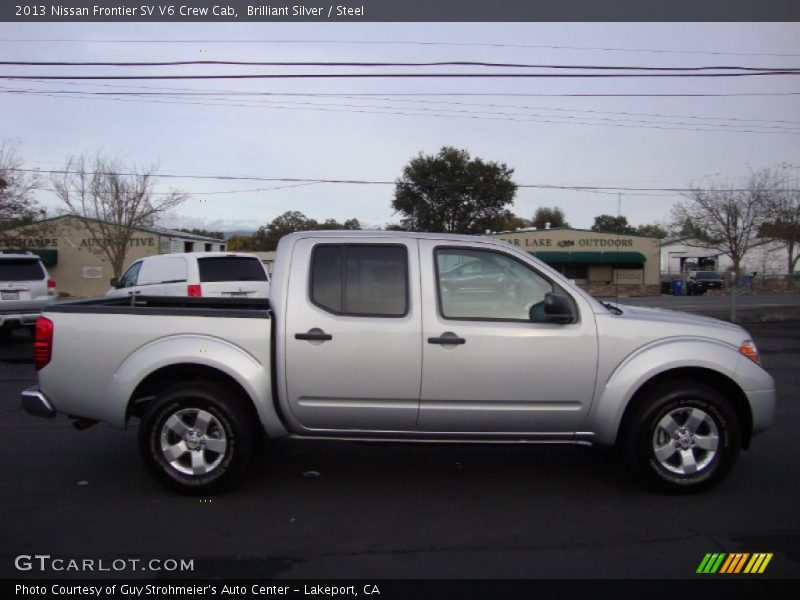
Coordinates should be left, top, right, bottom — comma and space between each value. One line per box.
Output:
22, 231, 775, 494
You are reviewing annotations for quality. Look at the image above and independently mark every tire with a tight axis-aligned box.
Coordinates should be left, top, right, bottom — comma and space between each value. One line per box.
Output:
138, 381, 255, 494
622, 380, 740, 493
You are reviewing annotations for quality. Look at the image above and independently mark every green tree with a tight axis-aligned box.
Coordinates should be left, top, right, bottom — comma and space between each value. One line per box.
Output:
591, 214, 636, 235
635, 223, 668, 239
225, 234, 254, 251
392, 146, 517, 233
252, 211, 363, 251
532, 206, 569, 229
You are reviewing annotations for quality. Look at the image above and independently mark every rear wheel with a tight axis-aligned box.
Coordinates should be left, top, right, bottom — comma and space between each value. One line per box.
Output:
139, 381, 254, 494
623, 380, 740, 493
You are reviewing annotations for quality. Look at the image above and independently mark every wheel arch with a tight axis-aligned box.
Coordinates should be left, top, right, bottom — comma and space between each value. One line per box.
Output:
616, 367, 753, 449
127, 363, 260, 425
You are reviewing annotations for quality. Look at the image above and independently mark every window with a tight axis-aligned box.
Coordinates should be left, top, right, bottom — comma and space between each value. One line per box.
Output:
310, 245, 408, 317
436, 248, 553, 321
204, 243, 212, 251
118, 261, 142, 288
183, 241, 194, 252
0, 259, 44, 281
198, 257, 268, 282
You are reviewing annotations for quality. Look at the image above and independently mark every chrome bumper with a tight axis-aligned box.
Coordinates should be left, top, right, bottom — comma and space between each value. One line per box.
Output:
21, 387, 56, 419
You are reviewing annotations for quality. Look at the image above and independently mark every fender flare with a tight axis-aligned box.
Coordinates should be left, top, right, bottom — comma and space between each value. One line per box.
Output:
104, 334, 286, 437
586, 337, 743, 446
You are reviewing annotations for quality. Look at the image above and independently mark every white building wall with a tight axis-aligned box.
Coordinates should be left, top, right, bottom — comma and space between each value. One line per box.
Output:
661, 239, 790, 276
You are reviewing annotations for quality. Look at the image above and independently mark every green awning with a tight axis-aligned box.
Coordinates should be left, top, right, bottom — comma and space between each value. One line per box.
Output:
530, 251, 646, 265
31, 249, 58, 267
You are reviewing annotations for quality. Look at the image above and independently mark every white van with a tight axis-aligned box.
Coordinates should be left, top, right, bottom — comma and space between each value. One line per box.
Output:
106, 252, 270, 298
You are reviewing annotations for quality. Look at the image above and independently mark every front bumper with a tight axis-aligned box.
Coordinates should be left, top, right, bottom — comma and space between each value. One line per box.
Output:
21, 387, 56, 419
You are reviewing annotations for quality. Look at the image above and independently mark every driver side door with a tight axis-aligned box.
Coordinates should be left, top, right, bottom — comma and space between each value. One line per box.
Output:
418, 241, 598, 434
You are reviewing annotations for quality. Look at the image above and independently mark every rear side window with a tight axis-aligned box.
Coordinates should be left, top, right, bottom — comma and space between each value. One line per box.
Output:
310, 245, 408, 317
0, 259, 45, 281
198, 257, 268, 282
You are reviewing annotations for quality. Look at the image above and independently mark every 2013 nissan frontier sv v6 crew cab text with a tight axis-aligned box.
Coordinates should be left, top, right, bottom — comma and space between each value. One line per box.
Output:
21, 231, 775, 494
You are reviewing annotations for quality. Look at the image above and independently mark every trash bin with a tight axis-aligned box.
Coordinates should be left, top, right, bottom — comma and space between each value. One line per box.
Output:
672, 280, 683, 296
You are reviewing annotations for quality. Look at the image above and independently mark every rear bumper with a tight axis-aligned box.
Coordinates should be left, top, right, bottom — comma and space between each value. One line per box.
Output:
21, 387, 57, 419
0, 312, 40, 327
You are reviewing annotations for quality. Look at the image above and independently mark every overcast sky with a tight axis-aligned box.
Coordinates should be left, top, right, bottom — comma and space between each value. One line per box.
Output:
2, 21, 799, 233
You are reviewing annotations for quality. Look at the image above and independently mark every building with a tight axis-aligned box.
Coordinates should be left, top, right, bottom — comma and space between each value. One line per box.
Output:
660, 238, 791, 277
0, 215, 226, 297
490, 227, 661, 296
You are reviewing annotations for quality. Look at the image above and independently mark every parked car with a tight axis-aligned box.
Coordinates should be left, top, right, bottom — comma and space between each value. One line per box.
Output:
23, 231, 774, 494
106, 252, 270, 298
686, 271, 726, 296
0, 251, 56, 336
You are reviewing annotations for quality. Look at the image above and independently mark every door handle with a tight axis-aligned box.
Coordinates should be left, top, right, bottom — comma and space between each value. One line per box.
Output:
295, 328, 333, 342
428, 332, 466, 345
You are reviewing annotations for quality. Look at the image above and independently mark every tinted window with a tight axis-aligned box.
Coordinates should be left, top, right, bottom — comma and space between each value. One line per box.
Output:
311, 245, 408, 317
436, 248, 553, 321
0, 259, 44, 281
118, 261, 142, 287
696, 272, 722, 280
198, 257, 268, 282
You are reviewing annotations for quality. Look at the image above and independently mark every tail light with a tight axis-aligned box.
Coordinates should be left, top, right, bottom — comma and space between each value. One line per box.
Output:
34, 317, 54, 371
47, 279, 56, 295
187, 284, 202, 297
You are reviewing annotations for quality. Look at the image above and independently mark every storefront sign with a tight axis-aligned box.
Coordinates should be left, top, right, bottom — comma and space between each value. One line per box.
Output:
614, 269, 644, 284
503, 236, 635, 248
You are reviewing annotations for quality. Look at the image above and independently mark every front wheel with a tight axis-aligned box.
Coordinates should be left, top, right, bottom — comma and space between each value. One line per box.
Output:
622, 380, 740, 493
138, 382, 254, 494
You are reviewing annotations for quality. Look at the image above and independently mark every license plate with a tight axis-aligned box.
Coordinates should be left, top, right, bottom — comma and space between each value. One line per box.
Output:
227, 292, 248, 298
1, 291, 19, 300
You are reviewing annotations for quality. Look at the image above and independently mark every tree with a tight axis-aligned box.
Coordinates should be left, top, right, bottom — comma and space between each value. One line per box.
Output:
225, 235, 254, 251
591, 214, 636, 235
635, 223, 668, 239
51, 153, 188, 277
176, 227, 224, 240
760, 165, 800, 285
0, 140, 44, 230
671, 171, 772, 283
532, 206, 569, 229
392, 146, 517, 233
251, 211, 363, 251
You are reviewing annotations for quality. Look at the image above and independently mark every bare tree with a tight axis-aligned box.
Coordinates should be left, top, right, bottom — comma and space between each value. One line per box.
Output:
51, 153, 188, 276
760, 164, 800, 287
0, 140, 44, 230
671, 171, 773, 283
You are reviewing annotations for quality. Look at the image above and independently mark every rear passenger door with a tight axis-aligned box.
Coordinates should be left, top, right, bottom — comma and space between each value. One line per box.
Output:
284, 239, 422, 432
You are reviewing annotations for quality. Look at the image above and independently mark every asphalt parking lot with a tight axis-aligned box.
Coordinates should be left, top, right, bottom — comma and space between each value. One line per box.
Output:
1, 321, 799, 580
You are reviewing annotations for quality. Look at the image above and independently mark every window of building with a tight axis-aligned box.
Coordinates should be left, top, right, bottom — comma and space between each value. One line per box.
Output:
310, 245, 408, 317
183, 241, 194, 253
435, 248, 553, 321
204, 243, 212, 252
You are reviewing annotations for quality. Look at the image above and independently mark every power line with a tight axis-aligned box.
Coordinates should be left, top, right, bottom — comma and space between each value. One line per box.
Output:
1, 38, 798, 58
6, 87, 799, 135
10, 77, 800, 98
3, 60, 799, 72
12, 168, 800, 192
3, 71, 800, 81
8, 85, 800, 130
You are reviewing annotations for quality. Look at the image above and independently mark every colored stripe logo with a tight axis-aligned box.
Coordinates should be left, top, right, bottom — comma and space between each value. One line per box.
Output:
697, 553, 773, 574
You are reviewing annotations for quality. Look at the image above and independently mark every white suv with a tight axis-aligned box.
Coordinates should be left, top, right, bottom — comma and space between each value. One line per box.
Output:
106, 252, 270, 298
0, 251, 56, 336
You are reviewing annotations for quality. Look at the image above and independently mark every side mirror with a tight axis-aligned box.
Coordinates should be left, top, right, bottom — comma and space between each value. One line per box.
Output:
543, 292, 575, 324
110, 277, 119, 288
